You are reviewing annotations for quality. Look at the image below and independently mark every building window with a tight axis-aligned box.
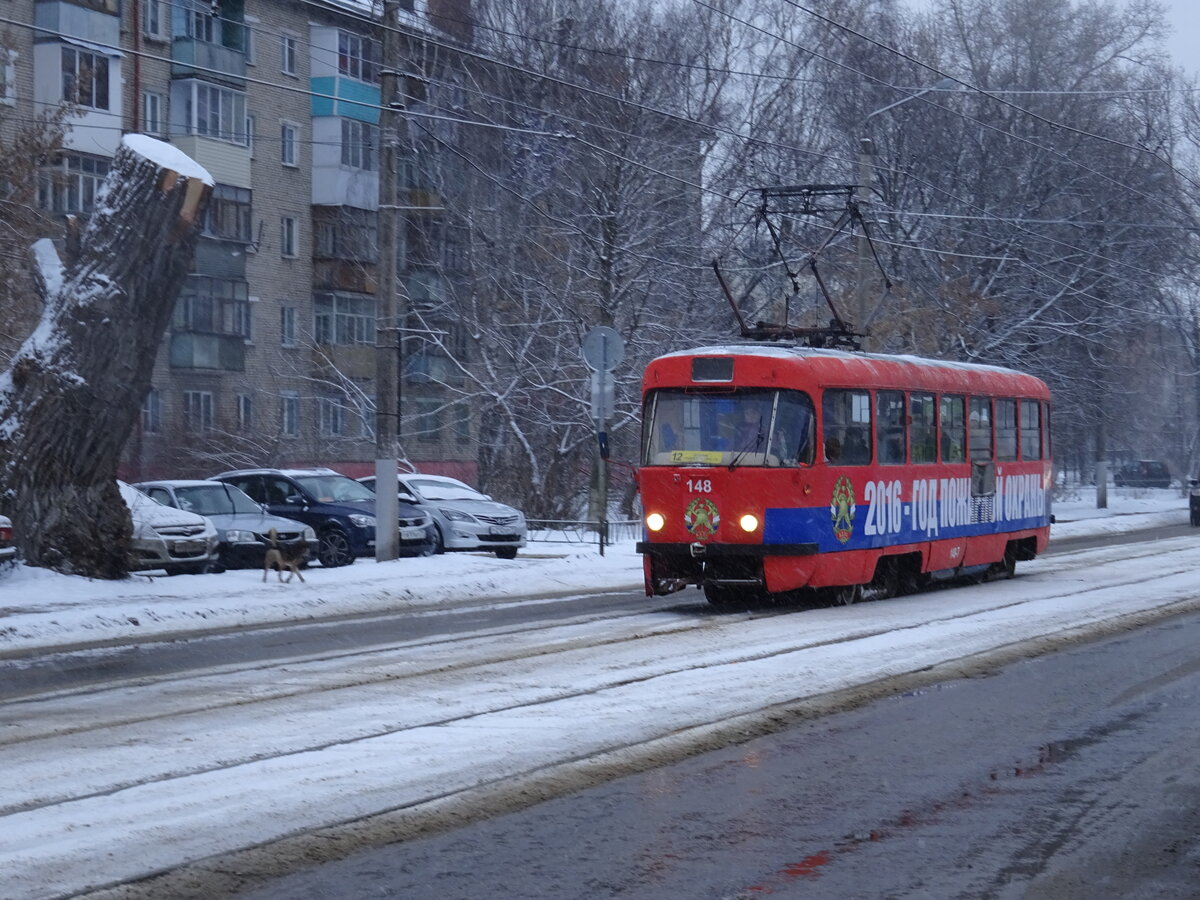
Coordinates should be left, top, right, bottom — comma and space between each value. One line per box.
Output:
280, 34, 297, 76
175, 276, 251, 337
61, 46, 109, 110
412, 399, 442, 442
202, 184, 252, 242
340, 119, 377, 171
281, 392, 300, 436
142, 91, 164, 135
314, 292, 375, 345
244, 15, 257, 64
39, 155, 110, 214
142, 0, 168, 40
1, 50, 15, 105
280, 216, 298, 257
280, 121, 298, 166
319, 396, 348, 436
314, 207, 378, 262
236, 393, 253, 431
142, 389, 162, 433
183, 390, 214, 433
337, 30, 379, 83
280, 305, 297, 346
178, 80, 247, 144
453, 404, 471, 440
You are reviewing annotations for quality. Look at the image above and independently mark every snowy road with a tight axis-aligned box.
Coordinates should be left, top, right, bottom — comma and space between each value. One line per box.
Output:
3, 518, 1200, 898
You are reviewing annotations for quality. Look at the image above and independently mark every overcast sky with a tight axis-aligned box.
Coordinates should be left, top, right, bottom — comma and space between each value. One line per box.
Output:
1163, 0, 1200, 73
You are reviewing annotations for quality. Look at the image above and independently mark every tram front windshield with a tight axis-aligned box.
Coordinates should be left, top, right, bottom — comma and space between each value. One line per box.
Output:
642, 388, 815, 467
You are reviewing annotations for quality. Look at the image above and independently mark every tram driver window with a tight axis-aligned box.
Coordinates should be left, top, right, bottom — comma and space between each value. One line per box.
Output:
822, 389, 871, 465
876, 390, 906, 465
940, 395, 966, 462
769, 391, 816, 466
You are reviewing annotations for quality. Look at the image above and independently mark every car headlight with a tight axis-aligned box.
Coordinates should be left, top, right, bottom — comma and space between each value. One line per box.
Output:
133, 521, 158, 540
224, 530, 257, 543
441, 508, 478, 523
302, 527, 316, 541
349, 513, 375, 528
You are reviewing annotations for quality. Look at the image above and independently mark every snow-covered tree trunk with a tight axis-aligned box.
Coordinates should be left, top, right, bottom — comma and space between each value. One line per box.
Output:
0, 135, 211, 577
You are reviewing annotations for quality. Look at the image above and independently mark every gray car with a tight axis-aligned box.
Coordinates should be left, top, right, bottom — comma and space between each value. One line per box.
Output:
358, 473, 526, 559
119, 481, 220, 575
134, 480, 318, 570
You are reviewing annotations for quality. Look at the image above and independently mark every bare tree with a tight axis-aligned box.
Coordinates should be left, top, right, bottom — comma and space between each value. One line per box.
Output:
0, 136, 211, 576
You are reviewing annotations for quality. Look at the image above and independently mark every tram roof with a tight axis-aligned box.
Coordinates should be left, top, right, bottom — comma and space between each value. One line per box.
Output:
645, 344, 1049, 397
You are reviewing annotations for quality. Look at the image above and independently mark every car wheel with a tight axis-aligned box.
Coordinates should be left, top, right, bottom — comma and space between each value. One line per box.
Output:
318, 529, 355, 567
494, 547, 518, 560
433, 526, 446, 555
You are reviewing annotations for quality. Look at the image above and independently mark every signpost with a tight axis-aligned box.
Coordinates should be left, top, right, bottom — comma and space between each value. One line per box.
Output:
582, 326, 624, 555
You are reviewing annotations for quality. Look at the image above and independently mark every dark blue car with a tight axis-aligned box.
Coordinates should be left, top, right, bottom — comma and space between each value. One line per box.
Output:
210, 467, 435, 567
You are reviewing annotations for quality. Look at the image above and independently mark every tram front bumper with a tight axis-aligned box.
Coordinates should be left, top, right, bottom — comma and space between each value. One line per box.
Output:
635, 541, 819, 557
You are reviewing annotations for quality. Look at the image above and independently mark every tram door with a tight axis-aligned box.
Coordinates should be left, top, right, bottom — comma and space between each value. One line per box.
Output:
968, 397, 996, 522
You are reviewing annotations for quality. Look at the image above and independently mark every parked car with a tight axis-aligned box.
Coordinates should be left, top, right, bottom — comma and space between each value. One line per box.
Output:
209, 468, 435, 567
358, 473, 527, 559
133, 480, 318, 570
0, 514, 15, 567
118, 480, 219, 575
1114, 460, 1171, 488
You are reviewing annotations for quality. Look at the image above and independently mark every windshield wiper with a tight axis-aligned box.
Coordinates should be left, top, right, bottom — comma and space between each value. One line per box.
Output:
727, 426, 764, 470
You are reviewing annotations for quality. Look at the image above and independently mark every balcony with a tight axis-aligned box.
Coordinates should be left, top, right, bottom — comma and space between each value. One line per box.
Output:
172, 37, 245, 86
169, 333, 245, 371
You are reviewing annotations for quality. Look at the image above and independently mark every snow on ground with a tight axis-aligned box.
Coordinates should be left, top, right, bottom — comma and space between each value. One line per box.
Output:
0, 487, 1190, 655
1, 487, 1197, 899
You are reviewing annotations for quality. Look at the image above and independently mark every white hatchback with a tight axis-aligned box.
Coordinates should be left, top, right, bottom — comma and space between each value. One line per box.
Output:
359, 474, 527, 559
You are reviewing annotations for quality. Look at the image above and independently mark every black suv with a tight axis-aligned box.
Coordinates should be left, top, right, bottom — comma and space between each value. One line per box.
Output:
1113, 460, 1171, 489
210, 468, 435, 567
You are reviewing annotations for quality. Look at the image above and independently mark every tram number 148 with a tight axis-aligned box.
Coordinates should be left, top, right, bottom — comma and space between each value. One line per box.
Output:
863, 479, 903, 537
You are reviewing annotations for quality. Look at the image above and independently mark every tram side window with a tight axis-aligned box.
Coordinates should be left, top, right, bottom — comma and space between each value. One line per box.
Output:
823, 389, 871, 465
939, 395, 966, 462
910, 393, 937, 463
1043, 402, 1052, 458
969, 397, 992, 462
876, 390, 906, 465
1021, 399, 1042, 460
996, 398, 1018, 461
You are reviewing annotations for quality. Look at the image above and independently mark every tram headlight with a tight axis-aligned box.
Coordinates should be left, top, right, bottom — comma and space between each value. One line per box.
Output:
646, 512, 666, 532
739, 514, 760, 533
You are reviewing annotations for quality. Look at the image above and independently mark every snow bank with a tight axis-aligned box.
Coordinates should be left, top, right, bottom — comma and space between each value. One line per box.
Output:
0, 488, 1187, 655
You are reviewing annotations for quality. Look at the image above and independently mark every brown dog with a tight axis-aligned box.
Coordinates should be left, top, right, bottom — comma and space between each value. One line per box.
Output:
263, 528, 307, 583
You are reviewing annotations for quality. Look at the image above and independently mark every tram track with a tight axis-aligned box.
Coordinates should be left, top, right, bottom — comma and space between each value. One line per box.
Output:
3, 536, 1198, 826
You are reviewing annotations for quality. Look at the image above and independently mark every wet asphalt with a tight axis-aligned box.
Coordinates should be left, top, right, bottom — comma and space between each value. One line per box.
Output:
239, 608, 1200, 899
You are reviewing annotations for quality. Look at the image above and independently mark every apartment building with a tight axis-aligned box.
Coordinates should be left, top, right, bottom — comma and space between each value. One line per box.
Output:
6, 0, 477, 483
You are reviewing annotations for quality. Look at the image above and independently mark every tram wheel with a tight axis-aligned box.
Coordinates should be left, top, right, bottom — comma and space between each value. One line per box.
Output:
828, 583, 863, 606
861, 561, 900, 603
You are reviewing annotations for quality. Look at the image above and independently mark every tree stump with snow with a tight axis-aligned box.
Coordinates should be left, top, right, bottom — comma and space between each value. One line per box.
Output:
0, 135, 211, 577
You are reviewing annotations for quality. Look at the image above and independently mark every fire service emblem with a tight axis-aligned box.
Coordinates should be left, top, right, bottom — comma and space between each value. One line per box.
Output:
684, 498, 720, 540
830, 475, 856, 544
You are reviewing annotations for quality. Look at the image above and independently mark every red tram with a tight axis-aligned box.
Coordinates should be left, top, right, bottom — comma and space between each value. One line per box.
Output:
636, 345, 1052, 605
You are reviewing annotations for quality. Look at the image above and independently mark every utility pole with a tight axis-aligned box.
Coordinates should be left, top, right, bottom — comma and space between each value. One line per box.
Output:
374, 0, 402, 561
853, 137, 874, 348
